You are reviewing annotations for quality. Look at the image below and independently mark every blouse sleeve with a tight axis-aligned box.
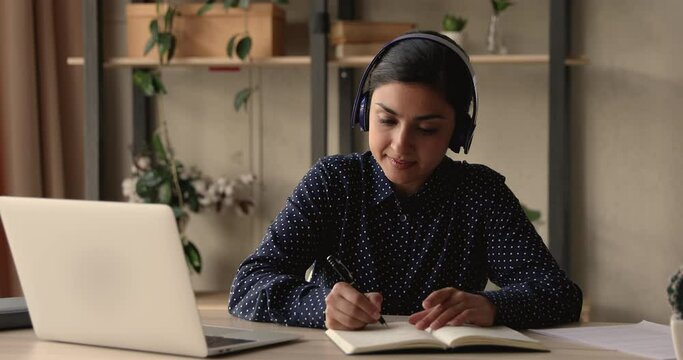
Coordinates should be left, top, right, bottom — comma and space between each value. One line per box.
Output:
476, 171, 583, 329
228, 159, 339, 328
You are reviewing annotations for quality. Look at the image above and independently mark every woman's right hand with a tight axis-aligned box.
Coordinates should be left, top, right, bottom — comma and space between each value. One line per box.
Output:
324, 282, 383, 330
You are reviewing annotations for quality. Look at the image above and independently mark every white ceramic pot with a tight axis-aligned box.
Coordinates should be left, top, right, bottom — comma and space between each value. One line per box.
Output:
673, 315, 683, 360
440, 31, 466, 49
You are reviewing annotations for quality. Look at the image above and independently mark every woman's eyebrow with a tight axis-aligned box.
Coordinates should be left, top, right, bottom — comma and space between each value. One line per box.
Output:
376, 103, 446, 122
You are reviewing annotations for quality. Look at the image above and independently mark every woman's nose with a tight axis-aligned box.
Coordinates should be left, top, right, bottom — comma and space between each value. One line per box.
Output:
392, 125, 413, 152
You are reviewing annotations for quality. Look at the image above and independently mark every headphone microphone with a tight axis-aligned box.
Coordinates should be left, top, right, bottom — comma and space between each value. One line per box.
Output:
350, 31, 479, 154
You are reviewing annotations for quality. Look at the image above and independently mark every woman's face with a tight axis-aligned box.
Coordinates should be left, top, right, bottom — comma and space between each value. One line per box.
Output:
369, 82, 455, 197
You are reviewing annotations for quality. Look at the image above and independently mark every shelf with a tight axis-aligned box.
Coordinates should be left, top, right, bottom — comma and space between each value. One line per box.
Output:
67, 54, 588, 68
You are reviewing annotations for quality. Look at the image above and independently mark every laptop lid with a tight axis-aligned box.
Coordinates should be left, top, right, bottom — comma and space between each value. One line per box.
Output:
0, 197, 211, 357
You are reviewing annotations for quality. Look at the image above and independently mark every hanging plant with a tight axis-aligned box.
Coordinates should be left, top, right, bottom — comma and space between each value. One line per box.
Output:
128, 0, 257, 274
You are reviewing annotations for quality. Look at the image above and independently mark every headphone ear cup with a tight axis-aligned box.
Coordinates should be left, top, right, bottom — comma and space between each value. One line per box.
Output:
449, 113, 474, 153
358, 94, 370, 132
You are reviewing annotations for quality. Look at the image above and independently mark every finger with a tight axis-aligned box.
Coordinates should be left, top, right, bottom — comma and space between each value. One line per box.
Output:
429, 302, 467, 330
408, 308, 430, 325
338, 286, 380, 320
325, 305, 369, 330
449, 309, 473, 327
325, 314, 363, 330
422, 287, 459, 309
334, 295, 378, 324
415, 304, 446, 330
326, 283, 377, 325
366, 292, 383, 311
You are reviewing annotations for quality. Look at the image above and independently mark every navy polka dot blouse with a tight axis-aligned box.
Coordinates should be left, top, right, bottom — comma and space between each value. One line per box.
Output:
229, 152, 582, 329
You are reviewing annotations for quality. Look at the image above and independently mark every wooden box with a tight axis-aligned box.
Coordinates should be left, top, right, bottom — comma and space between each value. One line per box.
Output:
126, 3, 285, 59
330, 21, 416, 45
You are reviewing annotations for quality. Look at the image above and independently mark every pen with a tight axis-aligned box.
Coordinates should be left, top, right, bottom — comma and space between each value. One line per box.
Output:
326, 255, 388, 327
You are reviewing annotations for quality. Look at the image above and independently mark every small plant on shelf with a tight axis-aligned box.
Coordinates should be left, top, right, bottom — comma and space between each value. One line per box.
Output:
442, 14, 467, 32
669, 266, 683, 319
440, 13, 468, 47
487, 0, 514, 54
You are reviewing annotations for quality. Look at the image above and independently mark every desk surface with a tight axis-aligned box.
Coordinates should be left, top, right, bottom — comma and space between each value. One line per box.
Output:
0, 292, 641, 360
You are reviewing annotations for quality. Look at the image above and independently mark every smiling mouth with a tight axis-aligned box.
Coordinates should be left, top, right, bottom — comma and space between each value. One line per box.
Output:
387, 156, 416, 169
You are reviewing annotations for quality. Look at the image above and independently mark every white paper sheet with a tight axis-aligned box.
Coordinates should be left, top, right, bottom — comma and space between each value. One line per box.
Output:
530, 321, 676, 360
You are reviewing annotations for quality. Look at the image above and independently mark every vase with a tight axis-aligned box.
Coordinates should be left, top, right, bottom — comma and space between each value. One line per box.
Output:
440, 31, 466, 49
486, 13, 508, 54
673, 315, 683, 360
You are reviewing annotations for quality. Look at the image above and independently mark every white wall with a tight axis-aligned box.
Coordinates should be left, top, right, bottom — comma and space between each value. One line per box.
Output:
570, 0, 683, 324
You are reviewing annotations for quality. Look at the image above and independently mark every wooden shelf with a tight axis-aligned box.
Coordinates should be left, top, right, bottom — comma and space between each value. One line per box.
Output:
67, 54, 588, 68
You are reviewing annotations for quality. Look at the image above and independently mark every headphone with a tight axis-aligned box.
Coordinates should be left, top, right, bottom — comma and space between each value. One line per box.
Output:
350, 31, 479, 154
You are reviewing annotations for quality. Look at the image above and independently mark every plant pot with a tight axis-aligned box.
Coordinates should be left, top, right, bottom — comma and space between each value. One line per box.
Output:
673, 315, 683, 360
440, 31, 466, 49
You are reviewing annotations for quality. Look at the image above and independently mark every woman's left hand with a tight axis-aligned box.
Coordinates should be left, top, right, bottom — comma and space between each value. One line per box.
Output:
408, 287, 496, 330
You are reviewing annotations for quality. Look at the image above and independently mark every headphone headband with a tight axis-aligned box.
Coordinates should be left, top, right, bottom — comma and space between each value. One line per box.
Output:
351, 31, 478, 154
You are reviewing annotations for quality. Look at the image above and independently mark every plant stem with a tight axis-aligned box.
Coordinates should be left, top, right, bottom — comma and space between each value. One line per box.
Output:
154, 73, 185, 215
153, 0, 183, 215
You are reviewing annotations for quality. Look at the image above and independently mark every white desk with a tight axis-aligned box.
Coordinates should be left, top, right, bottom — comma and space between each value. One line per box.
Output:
0, 292, 642, 359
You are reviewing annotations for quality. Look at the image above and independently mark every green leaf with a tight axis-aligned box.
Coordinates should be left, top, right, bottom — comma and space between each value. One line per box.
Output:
151, 72, 167, 95
235, 36, 252, 61
136, 170, 165, 201
158, 181, 173, 204
149, 19, 159, 39
197, 0, 215, 15
184, 241, 202, 273
224, 0, 240, 8
226, 34, 238, 57
172, 206, 186, 220
238, 0, 250, 8
234, 87, 252, 112
132, 70, 156, 96
158, 32, 173, 62
164, 6, 176, 31
167, 35, 177, 62
442, 14, 467, 32
521, 204, 541, 222
492, 0, 513, 14
152, 133, 169, 164
143, 36, 156, 56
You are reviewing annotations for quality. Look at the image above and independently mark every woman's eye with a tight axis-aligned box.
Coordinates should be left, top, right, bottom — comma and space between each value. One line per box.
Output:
378, 117, 396, 125
419, 128, 438, 135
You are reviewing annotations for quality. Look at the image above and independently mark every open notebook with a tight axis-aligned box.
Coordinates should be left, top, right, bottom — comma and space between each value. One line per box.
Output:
325, 321, 548, 355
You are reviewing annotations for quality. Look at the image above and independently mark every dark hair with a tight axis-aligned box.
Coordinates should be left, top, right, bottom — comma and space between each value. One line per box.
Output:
367, 32, 473, 119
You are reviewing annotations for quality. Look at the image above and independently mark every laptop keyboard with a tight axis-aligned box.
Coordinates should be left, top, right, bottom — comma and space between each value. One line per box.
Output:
205, 335, 254, 348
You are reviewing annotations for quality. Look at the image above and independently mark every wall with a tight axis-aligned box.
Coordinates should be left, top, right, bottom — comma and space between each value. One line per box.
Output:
570, 0, 683, 324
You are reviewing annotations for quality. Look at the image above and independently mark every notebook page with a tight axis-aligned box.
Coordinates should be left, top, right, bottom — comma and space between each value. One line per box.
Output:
430, 324, 540, 346
326, 321, 442, 352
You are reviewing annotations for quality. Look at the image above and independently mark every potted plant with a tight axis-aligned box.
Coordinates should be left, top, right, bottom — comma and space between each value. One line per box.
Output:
669, 266, 683, 359
440, 14, 467, 48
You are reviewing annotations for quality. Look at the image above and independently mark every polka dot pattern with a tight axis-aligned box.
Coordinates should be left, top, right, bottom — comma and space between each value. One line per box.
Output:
228, 152, 582, 329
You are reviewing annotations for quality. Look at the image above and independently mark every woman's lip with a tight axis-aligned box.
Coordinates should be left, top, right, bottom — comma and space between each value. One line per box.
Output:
388, 156, 416, 169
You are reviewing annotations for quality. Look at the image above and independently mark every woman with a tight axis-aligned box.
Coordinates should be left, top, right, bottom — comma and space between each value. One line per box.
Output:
229, 31, 582, 331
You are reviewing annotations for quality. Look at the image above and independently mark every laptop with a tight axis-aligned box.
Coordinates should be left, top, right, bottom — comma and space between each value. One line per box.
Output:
0, 196, 299, 357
